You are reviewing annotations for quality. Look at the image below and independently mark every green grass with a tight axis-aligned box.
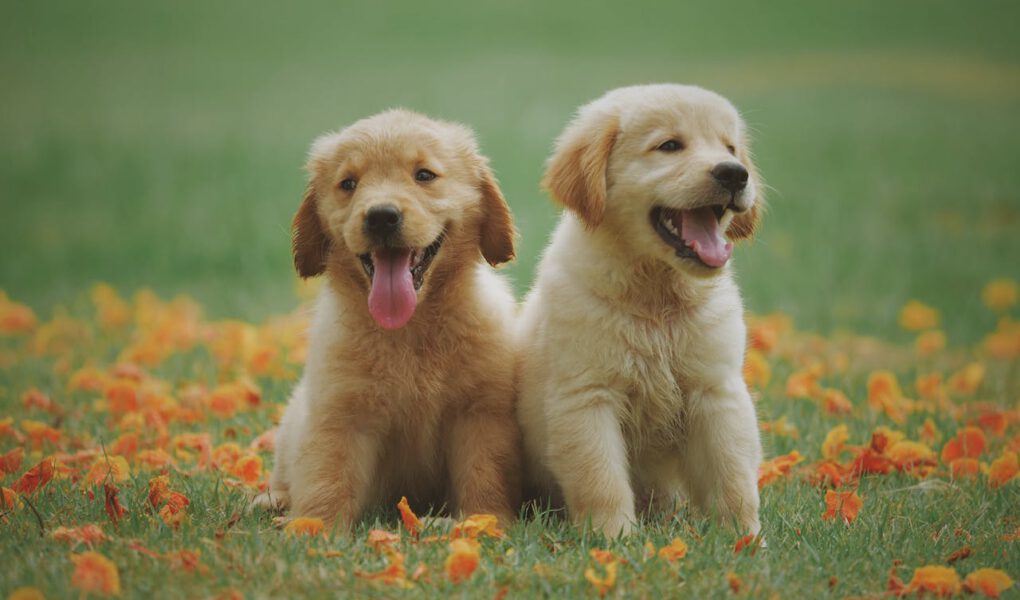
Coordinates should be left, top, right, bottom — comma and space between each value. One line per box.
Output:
2, 1, 1019, 598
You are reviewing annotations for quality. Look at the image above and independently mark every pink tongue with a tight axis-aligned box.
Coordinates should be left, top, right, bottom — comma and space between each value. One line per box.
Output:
368, 248, 417, 329
678, 207, 732, 268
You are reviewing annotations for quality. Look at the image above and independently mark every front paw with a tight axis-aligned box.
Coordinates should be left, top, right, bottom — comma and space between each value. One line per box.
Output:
586, 510, 634, 538
250, 489, 290, 513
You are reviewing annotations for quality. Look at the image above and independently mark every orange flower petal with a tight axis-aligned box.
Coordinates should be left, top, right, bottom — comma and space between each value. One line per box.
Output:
0, 446, 24, 476
941, 426, 986, 463
821, 389, 853, 415
7, 587, 46, 600
12, 457, 55, 495
451, 514, 505, 539
397, 496, 423, 537
822, 425, 849, 460
70, 551, 121, 597
903, 565, 961, 597
822, 490, 863, 524
367, 529, 400, 550
584, 560, 618, 597
886, 440, 936, 471
964, 568, 1014, 598
284, 517, 325, 537
657, 538, 688, 562
445, 538, 481, 584
82, 456, 131, 487
988, 451, 1018, 488
758, 450, 803, 488
898, 300, 940, 331
982, 278, 1018, 312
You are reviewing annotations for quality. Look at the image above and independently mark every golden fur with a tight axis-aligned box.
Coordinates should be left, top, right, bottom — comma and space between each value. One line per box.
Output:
517, 84, 764, 536
255, 110, 521, 526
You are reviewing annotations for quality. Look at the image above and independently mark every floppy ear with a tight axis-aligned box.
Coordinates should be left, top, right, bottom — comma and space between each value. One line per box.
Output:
477, 161, 517, 267
292, 183, 330, 278
542, 111, 619, 229
728, 141, 766, 241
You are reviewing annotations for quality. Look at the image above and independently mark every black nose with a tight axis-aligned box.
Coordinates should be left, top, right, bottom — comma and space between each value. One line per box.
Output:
711, 162, 749, 193
364, 204, 402, 237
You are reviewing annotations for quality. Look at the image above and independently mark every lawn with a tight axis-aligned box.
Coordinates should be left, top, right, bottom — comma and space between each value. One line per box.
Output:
1, 1, 1019, 598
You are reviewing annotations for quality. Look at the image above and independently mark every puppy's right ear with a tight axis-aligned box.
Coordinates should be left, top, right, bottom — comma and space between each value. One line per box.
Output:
542, 110, 619, 229
292, 182, 329, 278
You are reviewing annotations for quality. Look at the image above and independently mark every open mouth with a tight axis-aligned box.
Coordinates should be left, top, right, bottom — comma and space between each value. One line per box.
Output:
650, 205, 732, 269
358, 233, 444, 330
359, 234, 444, 291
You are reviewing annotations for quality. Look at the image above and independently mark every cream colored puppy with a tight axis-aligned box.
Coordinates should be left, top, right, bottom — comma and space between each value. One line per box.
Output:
518, 84, 764, 537
255, 110, 521, 527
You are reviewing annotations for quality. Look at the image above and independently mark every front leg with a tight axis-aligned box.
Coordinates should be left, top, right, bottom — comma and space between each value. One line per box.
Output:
681, 379, 762, 534
446, 405, 521, 524
288, 420, 381, 530
547, 392, 635, 537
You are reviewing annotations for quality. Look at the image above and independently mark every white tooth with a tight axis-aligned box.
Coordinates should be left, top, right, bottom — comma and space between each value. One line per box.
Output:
663, 216, 679, 236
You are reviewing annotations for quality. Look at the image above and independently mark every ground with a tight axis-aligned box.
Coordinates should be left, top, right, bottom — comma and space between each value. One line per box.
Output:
1, 1, 1018, 598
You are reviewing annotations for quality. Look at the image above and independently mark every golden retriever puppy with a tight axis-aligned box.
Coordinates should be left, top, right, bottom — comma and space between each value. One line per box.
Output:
517, 84, 764, 537
255, 109, 521, 527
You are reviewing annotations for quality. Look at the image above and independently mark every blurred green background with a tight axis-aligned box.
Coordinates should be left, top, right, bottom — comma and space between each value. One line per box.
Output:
2, 1, 1018, 341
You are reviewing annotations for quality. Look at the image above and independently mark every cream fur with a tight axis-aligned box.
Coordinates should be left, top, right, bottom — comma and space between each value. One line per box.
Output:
517, 84, 764, 537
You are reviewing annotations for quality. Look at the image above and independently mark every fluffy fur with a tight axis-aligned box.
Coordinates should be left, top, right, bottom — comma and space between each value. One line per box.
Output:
517, 84, 764, 537
256, 110, 521, 527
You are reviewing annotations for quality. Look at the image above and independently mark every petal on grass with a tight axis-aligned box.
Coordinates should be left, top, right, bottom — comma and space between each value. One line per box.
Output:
82, 456, 131, 487
397, 496, 423, 537
284, 517, 324, 537
947, 362, 985, 396
70, 551, 121, 597
898, 300, 940, 331
12, 458, 55, 495
0, 446, 23, 476
8, 587, 46, 600
822, 425, 849, 460
758, 450, 803, 488
584, 560, 618, 597
903, 565, 961, 597
445, 538, 481, 583
821, 490, 863, 524
988, 451, 1018, 488
451, 514, 505, 539
367, 529, 400, 550
941, 426, 986, 463
657, 538, 688, 562
982, 278, 1018, 312
964, 568, 1014, 598
355, 549, 412, 588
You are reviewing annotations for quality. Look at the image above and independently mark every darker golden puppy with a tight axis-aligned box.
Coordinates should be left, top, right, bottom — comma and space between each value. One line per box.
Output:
255, 110, 521, 527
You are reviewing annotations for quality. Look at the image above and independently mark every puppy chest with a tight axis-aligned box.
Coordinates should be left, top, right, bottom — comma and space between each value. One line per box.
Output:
613, 322, 702, 448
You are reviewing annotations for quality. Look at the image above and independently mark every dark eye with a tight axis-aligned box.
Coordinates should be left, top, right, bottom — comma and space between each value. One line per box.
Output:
415, 168, 437, 182
726, 144, 737, 155
657, 139, 684, 153
339, 178, 357, 191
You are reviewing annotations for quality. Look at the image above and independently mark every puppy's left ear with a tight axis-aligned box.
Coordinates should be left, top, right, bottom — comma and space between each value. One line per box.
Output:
728, 144, 766, 241
477, 160, 517, 266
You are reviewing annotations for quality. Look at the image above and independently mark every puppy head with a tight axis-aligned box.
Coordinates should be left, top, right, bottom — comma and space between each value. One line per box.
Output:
293, 109, 516, 329
543, 84, 763, 276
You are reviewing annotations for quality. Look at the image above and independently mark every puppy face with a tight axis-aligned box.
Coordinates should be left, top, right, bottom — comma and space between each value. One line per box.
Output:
294, 110, 515, 329
544, 84, 763, 276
